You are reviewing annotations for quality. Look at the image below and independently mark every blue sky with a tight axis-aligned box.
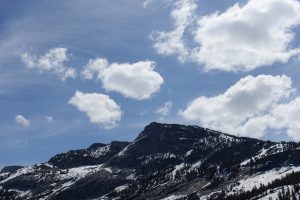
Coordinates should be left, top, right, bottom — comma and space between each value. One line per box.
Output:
1, 0, 300, 167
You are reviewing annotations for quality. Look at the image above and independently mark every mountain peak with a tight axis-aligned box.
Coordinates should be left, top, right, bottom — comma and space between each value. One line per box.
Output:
108, 122, 240, 168
141, 122, 204, 138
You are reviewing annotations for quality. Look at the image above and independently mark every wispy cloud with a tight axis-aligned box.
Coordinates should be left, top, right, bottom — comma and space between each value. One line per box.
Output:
45, 116, 54, 123
20, 48, 76, 81
156, 101, 173, 121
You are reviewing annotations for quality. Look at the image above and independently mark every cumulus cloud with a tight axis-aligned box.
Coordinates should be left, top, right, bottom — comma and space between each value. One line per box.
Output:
81, 58, 164, 100
151, 0, 197, 62
234, 97, 300, 140
156, 101, 173, 118
15, 115, 30, 127
21, 48, 76, 81
180, 75, 298, 138
153, 0, 300, 71
268, 98, 300, 140
68, 91, 122, 129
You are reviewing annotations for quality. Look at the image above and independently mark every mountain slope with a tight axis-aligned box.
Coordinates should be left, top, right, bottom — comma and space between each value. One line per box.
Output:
1, 122, 300, 200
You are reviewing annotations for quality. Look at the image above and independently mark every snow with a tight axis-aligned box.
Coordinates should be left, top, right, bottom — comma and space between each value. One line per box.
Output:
114, 184, 128, 192
18, 190, 31, 198
0, 172, 9, 176
161, 194, 185, 200
126, 173, 135, 180
60, 164, 112, 180
171, 163, 185, 179
229, 166, 300, 194
219, 133, 235, 142
241, 143, 286, 166
185, 150, 193, 156
90, 145, 110, 158
40, 165, 112, 199
256, 188, 281, 200
188, 161, 202, 172
199, 191, 220, 200
0, 166, 34, 184
61, 181, 74, 188
67, 166, 100, 178
103, 167, 113, 173
7, 189, 31, 198
256, 185, 298, 200
43, 163, 54, 168
116, 144, 130, 156
201, 182, 211, 189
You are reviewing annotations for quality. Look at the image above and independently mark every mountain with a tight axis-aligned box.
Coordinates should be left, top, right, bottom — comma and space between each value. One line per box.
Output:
1, 122, 300, 200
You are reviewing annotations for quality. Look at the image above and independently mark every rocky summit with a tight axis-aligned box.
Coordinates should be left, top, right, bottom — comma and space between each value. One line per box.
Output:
1, 122, 300, 200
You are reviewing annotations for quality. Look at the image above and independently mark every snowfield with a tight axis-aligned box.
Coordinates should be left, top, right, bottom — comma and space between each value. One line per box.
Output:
229, 166, 300, 194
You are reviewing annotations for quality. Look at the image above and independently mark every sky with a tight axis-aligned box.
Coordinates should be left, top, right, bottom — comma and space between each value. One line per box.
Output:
1, 0, 300, 167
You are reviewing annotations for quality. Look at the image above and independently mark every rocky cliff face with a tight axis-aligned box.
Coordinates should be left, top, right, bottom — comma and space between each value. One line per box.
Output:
1, 122, 300, 200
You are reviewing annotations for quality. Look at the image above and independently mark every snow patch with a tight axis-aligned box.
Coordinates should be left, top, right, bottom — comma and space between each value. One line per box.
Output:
8, 189, 31, 198
230, 166, 300, 194
116, 144, 130, 157
90, 145, 110, 158
126, 173, 135, 180
115, 184, 128, 192
61, 164, 110, 180
185, 150, 193, 156
188, 161, 202, 172
161, 194, 185, 200
171, 163, 185, 179
0, 166, 34, 184
241, 143, 287, 166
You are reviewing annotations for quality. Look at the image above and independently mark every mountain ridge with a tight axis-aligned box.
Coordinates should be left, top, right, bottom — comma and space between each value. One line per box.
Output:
1, 122, 300, 200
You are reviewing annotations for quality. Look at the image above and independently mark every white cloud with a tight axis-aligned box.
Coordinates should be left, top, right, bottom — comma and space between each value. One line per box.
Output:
81, 58, 164, 100
156, 101, 173, 117
181, 75, 296, 138
15, 115, 30, 127
68, 91, 122, 129
21, 48, 76, 81
193, 0, 300, 71
151, 0, 197, 62
153, 0, 300, 71
268, 98, 300, 140
81, 58, 108, 80
234, 97, 300, 140
45, 116, 54, 123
